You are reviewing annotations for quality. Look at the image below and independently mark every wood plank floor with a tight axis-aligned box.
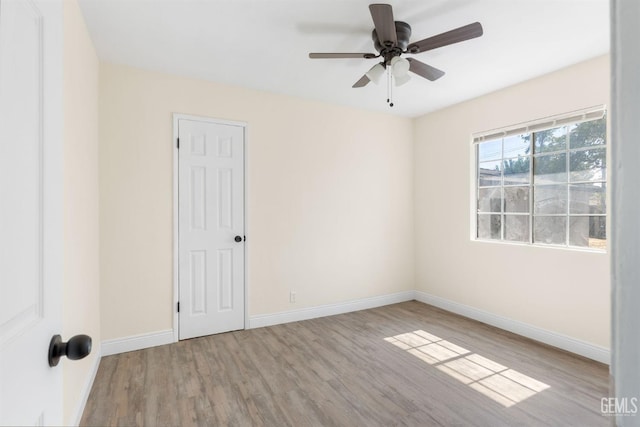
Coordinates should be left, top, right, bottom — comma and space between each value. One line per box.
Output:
81, 301, 609, 426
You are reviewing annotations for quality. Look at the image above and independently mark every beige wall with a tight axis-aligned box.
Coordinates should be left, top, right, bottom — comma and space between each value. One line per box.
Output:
413, 55, 610, 348
99, 63, 414, 340
62, 0, 100, 424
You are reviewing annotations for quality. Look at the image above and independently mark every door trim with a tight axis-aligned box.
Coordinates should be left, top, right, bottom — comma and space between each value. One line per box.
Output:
172, 113, 249, 342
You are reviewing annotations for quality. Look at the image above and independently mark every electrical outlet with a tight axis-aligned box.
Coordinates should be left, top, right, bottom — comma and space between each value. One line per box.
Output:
289, 290, 296, 303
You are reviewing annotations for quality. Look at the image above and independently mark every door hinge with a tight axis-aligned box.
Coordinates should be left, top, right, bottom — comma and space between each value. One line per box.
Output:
177, 301, 180, 312
177, 138, 180, 149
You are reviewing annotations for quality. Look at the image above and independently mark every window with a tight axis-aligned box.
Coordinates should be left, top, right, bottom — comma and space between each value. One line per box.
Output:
474, 108, 607, 250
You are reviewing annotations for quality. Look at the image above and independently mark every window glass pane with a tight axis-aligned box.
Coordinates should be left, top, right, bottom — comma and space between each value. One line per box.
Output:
478, 139, 502, 162
503, 157, 530, 185
534, 185, 567, 214
534, 153, 567, 184
569, 118, 606, 149
570, 183, 606, 214
478, 188, 502, 213
569, 216, 606, 249
533, 216, 567, 245
504, 186, 529, 213
504, 215, 529, 243
477, 214, 501, 240
478, 160, 501, 186
534, 126, 567, 154
569, 147, 606, 182
503, 135, 529, 158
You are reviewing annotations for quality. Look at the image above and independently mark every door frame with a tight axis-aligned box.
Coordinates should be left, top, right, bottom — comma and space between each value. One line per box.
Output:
172, 113, 249, 342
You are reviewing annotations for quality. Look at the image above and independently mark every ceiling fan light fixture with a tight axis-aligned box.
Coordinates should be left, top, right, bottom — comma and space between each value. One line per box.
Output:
394, 73, 411, 86
308, 4, 484, 106
390, 56, 410, 77
365, 63, 386, 84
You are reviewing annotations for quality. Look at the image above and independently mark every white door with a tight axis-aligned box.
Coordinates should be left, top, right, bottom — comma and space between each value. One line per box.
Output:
178, 118, 245, 340
0, 0, 64, 425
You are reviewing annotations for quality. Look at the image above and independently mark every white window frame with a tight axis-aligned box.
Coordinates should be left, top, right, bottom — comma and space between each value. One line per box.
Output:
470, 105, 607, 251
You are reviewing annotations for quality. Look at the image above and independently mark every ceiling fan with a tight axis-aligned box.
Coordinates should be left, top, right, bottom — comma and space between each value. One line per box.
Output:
309, 3, 483, 105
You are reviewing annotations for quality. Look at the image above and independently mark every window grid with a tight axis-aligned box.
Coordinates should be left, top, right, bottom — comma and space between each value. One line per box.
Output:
528, 144, 534, 244
475, 115, 606, 250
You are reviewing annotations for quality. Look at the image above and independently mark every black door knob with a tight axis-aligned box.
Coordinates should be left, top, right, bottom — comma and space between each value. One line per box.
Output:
234, 235, 242, 242
48, 334, 92, 367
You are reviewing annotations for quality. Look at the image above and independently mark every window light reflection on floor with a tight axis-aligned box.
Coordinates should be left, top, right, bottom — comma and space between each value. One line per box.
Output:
384, 330, 550, 407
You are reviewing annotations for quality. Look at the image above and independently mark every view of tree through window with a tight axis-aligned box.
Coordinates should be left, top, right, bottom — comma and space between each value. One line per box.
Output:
476, 115, 606, 250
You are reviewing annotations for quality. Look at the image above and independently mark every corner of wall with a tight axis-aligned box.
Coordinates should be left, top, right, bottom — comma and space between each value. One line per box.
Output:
62, 0, 101, 424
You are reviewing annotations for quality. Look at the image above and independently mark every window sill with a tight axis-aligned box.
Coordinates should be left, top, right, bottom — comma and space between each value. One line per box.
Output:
470, 237, 607, 254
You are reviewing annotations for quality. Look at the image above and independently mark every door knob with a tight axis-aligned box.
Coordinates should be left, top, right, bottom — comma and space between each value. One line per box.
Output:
234, 235, 242, 242
48, 334, 92, 367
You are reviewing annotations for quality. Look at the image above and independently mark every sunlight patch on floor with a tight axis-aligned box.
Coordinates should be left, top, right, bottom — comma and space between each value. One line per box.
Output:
385, 330, 550, 407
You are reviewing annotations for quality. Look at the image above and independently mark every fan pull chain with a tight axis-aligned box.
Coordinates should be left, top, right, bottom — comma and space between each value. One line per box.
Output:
386, 67, 394, 107
386, 67, 390, 105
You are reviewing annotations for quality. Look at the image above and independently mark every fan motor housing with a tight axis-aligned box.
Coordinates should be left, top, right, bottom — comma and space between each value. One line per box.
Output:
372, 21, 412, 53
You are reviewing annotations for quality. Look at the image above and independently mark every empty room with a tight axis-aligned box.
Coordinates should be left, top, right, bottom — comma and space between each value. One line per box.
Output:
1, 0, 639, 426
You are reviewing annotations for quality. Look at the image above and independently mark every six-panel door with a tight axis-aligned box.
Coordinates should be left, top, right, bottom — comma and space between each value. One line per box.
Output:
178, 119, 245, 340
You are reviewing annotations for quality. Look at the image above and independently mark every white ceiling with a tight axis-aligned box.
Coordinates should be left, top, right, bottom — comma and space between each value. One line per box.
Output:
77, 0, 610, 118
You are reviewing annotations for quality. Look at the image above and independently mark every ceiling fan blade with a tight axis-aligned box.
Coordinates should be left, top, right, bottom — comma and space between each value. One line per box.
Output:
407, 58, 445, 81
309, 53, 376, 59
407, 22, 483, 53
352, 74, 371, 88
369, 4, 397, 47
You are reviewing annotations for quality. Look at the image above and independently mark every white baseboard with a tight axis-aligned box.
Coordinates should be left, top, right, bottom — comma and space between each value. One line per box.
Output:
101, 329, 174, 356
249, 290, 415, 329
98, 292, 608, 365
414, 291, 610, 364
71, 345, 101, 426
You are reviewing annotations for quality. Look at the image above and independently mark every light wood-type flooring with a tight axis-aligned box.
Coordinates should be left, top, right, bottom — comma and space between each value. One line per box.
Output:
81, 301, 609, 426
